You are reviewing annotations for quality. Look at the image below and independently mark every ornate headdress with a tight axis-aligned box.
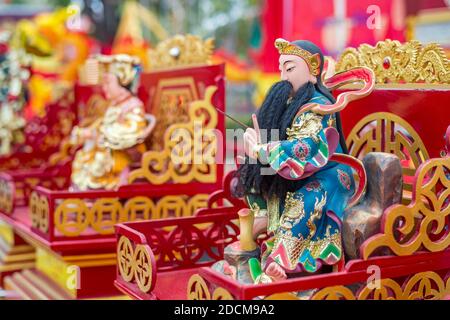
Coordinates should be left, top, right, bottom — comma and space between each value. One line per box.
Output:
275, 38, 321, 76
97, 54, 141, 87
78, 54, 141, 91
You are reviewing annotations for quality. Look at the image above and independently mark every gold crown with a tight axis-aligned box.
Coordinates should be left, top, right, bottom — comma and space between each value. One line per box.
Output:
78, 54, 140, 86
275, 38, 321, 76
148, 34, 214, 70
97, 54, 140, 86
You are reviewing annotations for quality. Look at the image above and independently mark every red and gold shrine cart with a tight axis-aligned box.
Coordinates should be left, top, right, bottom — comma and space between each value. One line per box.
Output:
114, 40, 450, 300
0, 35, 226, 299
0, 84, 83, 286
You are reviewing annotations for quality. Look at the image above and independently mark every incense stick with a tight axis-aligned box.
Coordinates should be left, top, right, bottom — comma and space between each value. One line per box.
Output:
215, 108, 250, 129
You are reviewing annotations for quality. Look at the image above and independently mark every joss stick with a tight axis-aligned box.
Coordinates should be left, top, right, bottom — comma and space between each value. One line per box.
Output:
215, 107, 250, 129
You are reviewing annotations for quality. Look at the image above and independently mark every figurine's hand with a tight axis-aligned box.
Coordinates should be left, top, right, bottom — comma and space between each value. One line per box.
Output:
244, 128, 259, 159
252, 216, 268, 239
265, 262, 287, 282
244, 113, 263, 159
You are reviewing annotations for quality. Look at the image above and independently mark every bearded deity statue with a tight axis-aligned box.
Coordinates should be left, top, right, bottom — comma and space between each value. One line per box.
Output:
235, 39, 373, 284
70, 54, 155, 190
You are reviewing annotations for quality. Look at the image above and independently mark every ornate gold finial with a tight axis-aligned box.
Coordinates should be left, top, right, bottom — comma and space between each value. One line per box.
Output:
335, 39, 450, 84
274, 38, 321, 76
148, 34, 214, 70
78, 54, 140, 86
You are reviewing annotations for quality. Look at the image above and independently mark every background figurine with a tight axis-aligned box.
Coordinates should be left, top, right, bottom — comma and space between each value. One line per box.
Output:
237, 38, 372, 284
70, 54, 155, 191
0, 30, 31, 155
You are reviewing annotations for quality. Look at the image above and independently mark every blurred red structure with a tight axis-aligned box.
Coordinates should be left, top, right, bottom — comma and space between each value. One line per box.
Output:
253, 0, 450, 72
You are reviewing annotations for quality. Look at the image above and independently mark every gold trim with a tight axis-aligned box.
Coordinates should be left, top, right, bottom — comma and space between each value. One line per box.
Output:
129, 86, 218, 185
275, 38, 321, 76
116, 236, 154, 294
187, 274, 233, 300
148, 77, 198, 151
311, 271, 449, 300
362, 157, 450, 259
148, 35, 214, 71
52, 194, 209, 237
346, 112, 429, 197
336, 39, 450, 84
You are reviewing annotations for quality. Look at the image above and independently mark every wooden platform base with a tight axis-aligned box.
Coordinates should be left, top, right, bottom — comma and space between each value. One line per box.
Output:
3, 268, 129, 300
3, 269, 72, 299
0, 224, 35, 286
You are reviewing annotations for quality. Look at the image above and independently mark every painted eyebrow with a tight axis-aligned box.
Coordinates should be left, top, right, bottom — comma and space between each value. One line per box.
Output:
279, 60, 294, 70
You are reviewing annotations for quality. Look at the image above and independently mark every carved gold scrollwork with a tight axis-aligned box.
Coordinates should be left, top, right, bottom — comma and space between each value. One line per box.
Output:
148, 35, 214, 70
336, 39, 450, 84
362, 157, 450, 259
54, 199, 91, 237
53, 194, 209, 237
117, 236, 155, 293
90, 198, 122, 235
122, 196, 154, 221
402, 271, 447, 300
129, 86, 218, 185
186, 274, 234, 300
30, 191, 49, 233
133, 245, 153, 293
187, 274, 211, 300
117, 236, 134, 282
311, 286, 356, 300
358, 278, 403, 300
212, 287, 234, 300
311, 271, 449, 300
346, 112, 429, 193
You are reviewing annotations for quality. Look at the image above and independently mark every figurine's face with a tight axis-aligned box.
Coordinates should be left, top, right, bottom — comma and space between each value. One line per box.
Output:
102, 73, 126, 100
279, 55, 317, 92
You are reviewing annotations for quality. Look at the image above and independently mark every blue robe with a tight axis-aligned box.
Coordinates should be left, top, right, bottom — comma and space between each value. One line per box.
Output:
248, 89, 355, 273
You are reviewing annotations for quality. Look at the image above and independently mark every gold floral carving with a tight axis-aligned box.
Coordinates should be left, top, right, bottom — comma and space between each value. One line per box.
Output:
129, 86, 218, 185
311, 286, 356, 300
336, 39, 450, 84
117, 236, 155, 293
133, 245, 153, 293
51, 194, 209, 237
362, 157, 450, 259
187, 274, 233, 300
117, 236, 134, 282
311, 271, 449, 300
30, 191, 49, 233
0, 178, 13, 214
346, 112, 429, 193
148, 34, 214, 70
149, 77, 197, 151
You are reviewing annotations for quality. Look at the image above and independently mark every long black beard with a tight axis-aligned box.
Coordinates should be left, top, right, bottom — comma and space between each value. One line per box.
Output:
236, 81, 316, 202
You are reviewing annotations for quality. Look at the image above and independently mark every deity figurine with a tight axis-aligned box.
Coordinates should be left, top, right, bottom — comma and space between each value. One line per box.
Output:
237, 39, 372, 284
0, 31, 31, 155
70, 54, 155, 190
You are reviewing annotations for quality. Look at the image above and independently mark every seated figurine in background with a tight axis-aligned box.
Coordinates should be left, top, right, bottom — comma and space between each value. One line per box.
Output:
238, 39, 370, 283
70, 54, 155, 190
